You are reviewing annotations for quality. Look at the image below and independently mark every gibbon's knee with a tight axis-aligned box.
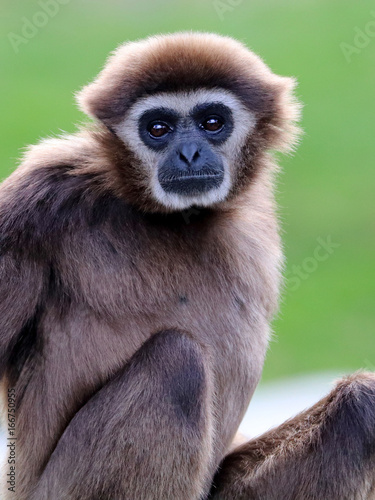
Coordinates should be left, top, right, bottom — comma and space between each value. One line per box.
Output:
140, 329, 209, 425
327, 372, 375, 460
210, 372, 375, 500
31, 330, 213, 500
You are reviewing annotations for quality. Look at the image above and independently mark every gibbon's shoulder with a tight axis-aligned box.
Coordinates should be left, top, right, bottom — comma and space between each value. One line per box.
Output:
0, 128, 127, 257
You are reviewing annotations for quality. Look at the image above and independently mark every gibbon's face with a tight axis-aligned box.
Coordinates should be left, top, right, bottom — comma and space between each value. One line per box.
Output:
114, 89, 256, 210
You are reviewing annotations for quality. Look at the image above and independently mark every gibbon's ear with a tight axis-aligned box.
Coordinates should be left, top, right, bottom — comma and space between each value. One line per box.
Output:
210, 372, 375, 500
75, 32, 301, 153
267, 75, 302, 153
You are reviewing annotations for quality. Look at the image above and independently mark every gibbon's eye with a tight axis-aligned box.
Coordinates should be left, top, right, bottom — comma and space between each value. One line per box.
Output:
200, 116, 224, 133
148, 122, 171, 138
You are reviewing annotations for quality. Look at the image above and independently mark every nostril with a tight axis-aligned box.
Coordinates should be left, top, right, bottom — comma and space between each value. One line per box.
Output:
179, 151, 188, 164
192, 150, 200, 162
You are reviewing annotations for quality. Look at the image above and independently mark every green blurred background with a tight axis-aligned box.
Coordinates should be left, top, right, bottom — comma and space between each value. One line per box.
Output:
1, 0, 374, 381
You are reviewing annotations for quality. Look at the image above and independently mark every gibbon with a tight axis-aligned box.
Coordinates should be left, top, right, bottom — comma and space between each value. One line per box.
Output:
0, 32, 374, 500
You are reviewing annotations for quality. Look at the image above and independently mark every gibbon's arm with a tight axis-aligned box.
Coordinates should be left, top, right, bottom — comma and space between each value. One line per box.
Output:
0, 133, 103, 376
210, 372, 375, 500
0, 251, 46, 376
0, 168, 49, 376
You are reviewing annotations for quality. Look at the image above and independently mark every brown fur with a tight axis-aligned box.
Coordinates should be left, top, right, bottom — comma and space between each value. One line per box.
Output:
210, 372, 375, 499
0, 122, 280, 500
0, 32, 373, 500
76, 32, 299, 153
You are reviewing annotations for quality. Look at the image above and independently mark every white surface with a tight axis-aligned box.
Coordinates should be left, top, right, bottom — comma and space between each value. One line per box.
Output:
239, 371, 342, 438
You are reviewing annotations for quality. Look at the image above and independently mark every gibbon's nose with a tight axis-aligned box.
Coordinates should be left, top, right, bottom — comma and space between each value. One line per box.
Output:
177, 143, 201, 167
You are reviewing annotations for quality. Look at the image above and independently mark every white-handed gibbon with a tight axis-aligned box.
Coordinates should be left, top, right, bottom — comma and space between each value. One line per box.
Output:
0, 32, 374, 500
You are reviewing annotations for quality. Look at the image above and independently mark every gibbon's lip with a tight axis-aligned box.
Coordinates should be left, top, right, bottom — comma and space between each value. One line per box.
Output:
174, 174, 222, 181
159, 172, 224, 194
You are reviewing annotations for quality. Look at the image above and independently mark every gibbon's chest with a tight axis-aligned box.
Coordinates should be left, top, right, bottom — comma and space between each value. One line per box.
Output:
55, 212, 265, 333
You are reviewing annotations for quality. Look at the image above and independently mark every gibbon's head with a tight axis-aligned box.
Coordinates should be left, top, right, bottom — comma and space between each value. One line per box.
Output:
77, 32, 301, 212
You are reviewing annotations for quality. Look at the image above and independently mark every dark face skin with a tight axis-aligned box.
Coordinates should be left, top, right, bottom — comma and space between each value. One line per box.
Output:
138, 102, 234, 196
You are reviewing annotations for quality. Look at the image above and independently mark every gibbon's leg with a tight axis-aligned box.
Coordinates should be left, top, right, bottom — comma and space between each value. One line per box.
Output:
210, 372, 375, 500
30, 330, 214, 500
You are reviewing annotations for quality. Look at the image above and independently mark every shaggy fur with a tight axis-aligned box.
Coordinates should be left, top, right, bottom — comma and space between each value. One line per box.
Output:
0, 32, 373, 500
210, 373, 375, 500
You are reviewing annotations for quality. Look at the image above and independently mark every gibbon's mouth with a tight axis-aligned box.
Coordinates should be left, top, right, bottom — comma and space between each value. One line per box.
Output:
159, 172, 224, 195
